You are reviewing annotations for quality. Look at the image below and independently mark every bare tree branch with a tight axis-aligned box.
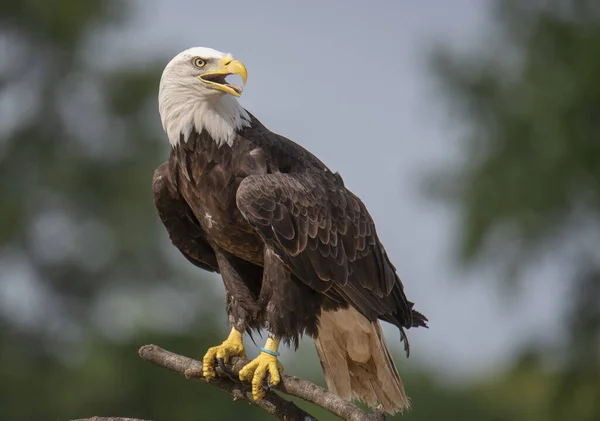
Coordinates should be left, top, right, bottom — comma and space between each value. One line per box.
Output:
138, 344, 386, 421
67, 344, 386, 421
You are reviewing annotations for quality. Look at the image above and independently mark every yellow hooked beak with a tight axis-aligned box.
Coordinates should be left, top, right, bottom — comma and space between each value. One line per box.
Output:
199, 56, 248, 97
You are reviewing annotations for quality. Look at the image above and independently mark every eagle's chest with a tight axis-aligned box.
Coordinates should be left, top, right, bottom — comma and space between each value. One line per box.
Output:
192, 166, 244, 232
173, 134, 267, 264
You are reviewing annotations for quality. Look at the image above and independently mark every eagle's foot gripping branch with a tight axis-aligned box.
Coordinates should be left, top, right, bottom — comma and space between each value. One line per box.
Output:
202, 328, 246, 379
239, 337, 284, 401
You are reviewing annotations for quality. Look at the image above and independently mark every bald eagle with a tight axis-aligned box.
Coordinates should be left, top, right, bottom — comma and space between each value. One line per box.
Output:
154, 47, 427, 414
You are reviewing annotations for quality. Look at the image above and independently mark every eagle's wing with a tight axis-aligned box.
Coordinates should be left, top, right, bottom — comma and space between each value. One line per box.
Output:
153, 162, 219, 273
236, 172, 423, 334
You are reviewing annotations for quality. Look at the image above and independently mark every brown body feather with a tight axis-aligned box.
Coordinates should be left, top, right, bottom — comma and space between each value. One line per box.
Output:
153, 112, 427, 412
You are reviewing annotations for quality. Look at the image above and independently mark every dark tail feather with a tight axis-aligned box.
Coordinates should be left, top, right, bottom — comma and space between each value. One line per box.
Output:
411, 309, 428, 328
398, 305, 428, 357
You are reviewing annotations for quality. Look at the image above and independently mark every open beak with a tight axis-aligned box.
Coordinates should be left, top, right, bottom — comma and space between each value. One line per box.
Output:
199, 56, 248, 97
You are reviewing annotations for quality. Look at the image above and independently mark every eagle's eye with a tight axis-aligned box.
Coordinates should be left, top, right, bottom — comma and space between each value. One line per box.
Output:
192, 57, 206, 68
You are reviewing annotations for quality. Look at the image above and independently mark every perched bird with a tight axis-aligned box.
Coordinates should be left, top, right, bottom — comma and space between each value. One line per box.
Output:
153, 47, 428, 414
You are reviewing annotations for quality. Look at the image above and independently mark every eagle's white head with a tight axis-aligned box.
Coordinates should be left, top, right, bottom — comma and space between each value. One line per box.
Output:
158, 47, 251, 147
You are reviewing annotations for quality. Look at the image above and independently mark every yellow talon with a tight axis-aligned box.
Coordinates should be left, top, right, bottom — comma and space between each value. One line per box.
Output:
202, 328, 246, 379
238, 337, 284, 400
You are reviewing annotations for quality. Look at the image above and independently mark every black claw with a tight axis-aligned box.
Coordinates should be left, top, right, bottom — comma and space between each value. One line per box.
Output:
216, 358, 240, 383
265, 373, 275, 391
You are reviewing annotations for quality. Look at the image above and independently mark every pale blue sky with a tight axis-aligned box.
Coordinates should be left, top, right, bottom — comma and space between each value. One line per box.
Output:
101, 0, 567, 380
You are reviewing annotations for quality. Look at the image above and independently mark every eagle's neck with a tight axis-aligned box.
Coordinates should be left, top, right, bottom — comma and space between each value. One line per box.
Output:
159, 85, 251, 148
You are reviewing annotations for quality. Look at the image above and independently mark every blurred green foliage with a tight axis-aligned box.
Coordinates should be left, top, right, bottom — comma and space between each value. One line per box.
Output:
1, 0, 598, 420
430, 0, 600, 420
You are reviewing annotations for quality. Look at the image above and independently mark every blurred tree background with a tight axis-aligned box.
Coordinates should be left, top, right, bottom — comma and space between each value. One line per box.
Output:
0, 0, 597, 420
428, 0, 600, 420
